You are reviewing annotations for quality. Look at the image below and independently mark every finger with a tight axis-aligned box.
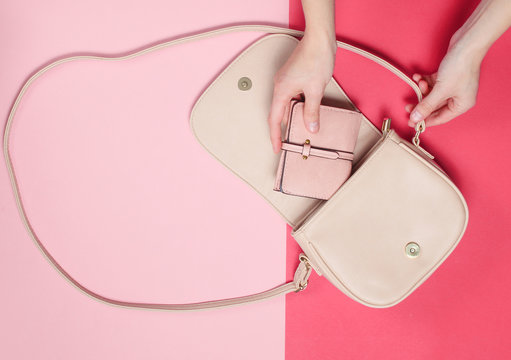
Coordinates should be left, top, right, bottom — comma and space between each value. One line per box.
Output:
413, 73, 436, 94
408, 98, 448, 128
412, 73, 422, 83
405, 103, 414, 113
423, 107, 455, 127
424, 98, 464, 127
410, 87, 446, 124
425, 74, 437, 88
268, 88, 293, 153
418, 79, 430, 95
302, 88, 323, 133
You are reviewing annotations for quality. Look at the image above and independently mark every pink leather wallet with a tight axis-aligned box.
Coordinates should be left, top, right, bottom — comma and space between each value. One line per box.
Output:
273, 99, 363, 200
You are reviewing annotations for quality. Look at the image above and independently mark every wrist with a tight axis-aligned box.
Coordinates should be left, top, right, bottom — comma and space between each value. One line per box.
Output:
448, 29, 488, 67
304, 27, 338, 55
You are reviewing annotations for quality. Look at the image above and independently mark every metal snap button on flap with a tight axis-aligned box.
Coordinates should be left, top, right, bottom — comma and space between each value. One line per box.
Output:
405, 242, 420, 258
238, 77, 252, 91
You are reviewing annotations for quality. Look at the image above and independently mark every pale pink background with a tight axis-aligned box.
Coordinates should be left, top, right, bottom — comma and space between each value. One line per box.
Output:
0, 1, 289, 359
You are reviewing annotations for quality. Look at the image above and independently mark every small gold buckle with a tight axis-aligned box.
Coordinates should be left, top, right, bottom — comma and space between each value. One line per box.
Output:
302, 139, 311, 160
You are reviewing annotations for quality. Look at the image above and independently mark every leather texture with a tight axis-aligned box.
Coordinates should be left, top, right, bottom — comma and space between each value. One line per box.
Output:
191, 33, 383, 228
291, 129, 468, 307
273, 99, 362, 200
191, 32, 469, 308
4, 24, 466, 311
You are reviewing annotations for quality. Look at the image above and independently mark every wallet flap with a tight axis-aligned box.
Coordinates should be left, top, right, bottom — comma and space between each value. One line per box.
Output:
276, 99, 363, 200
286, 100, 362, 151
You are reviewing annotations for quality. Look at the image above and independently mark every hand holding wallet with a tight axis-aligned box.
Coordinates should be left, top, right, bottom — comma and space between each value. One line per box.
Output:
273, 99, 363, 200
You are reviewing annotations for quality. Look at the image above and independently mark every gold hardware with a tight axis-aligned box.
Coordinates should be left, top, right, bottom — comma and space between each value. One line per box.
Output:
405, 242, 421, 258
299, 254, 310, 263
237, 77, 252, 91
295, 254, 312, 292
302, 139, 310, 160
296, 282, 308, 291
412, 120, 426, 147
382, 117, 391, 135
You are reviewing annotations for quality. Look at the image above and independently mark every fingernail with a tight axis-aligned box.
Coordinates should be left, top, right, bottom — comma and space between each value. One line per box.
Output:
309, 122, 318, 132
410, 110, 423, 122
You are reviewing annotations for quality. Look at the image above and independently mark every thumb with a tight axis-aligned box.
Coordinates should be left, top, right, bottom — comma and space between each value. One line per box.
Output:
410, 87, 446, 124
303, 90, 322, 133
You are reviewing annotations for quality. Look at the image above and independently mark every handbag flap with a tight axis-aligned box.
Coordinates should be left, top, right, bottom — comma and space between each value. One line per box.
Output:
190, 33, 381, 227
291, 129, 469, 307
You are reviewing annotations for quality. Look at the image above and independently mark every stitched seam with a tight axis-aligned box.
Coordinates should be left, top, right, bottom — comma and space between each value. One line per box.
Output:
281, 188, 329, 200
273, 152, 285, 190
278, 149, 287, 191
278, 99, 298, 192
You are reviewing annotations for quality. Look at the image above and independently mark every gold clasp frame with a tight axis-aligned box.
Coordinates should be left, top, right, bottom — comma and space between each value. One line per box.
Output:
381, 117, 426, 148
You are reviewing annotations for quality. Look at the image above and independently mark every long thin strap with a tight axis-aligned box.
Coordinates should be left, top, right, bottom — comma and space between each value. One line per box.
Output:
3, 24, 421, 312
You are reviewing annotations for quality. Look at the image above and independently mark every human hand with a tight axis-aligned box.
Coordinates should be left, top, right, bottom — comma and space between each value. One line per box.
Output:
267, 32, 337, 154
406, 39, 482, 128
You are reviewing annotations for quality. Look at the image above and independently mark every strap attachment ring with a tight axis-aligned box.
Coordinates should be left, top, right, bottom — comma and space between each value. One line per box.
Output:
294, 254, 312, 292
413, 120, 426, 147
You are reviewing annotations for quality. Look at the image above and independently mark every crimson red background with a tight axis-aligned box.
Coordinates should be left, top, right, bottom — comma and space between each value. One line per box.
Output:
286, 0, 511, 359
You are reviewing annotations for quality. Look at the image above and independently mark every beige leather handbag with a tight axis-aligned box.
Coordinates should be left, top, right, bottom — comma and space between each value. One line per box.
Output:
4, 24, 469, 311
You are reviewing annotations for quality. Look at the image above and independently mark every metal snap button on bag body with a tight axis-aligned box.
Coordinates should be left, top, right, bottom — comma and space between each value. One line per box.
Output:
405, 242, 420, 258
238, 77, 252, 90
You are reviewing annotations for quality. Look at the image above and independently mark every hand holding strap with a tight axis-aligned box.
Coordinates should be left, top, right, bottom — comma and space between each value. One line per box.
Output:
4, 24, 420, 311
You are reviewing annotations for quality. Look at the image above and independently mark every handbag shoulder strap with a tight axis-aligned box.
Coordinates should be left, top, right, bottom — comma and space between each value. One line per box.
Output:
4, 24, 420, 312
